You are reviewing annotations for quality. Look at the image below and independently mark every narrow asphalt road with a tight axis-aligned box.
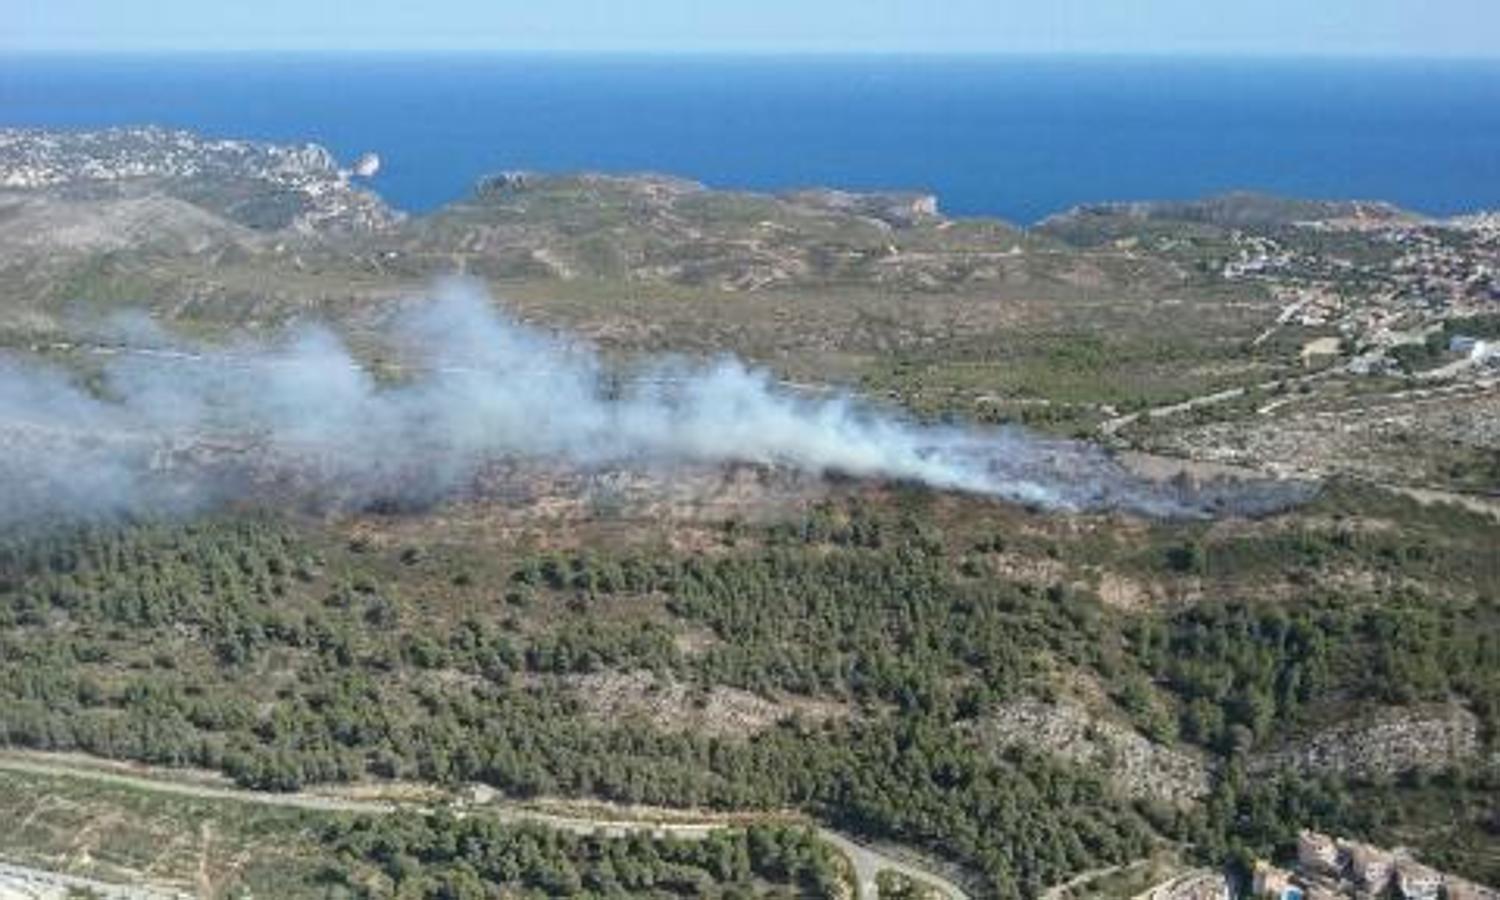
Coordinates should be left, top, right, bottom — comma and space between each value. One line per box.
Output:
0, 751, 969, 900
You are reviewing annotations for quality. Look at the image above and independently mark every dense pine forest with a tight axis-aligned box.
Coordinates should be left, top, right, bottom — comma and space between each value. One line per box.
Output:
0, 482, 1496, 896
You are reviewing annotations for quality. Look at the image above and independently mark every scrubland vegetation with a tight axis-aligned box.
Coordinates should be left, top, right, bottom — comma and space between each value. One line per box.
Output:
2, 140, 1498, 896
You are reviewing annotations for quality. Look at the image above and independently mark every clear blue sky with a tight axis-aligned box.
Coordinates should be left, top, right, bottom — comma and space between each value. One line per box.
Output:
11, 0, 1499, 57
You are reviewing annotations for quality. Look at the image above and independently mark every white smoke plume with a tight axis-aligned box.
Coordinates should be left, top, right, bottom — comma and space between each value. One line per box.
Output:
0, 280, 1307, 526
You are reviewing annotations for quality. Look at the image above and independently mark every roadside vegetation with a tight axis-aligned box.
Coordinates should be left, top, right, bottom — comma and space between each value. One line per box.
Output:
0, 769, 846, 898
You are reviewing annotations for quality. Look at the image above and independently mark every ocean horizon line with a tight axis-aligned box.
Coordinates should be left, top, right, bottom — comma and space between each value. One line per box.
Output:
5, 54, 1498, 222
5, 48, 1500, 64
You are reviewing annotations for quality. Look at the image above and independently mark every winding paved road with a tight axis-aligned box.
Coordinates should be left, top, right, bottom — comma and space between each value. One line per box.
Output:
0, 750, 969, 900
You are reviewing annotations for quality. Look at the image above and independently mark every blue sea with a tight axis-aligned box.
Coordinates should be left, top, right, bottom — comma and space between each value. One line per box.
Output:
3, 55, 1499, 223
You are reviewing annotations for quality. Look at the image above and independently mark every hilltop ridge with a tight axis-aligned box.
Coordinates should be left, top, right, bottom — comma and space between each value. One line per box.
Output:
0, 125, 1496, 496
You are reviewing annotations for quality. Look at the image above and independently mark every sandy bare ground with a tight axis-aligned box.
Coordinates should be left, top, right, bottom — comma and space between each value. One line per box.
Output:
0, 860, 189, 900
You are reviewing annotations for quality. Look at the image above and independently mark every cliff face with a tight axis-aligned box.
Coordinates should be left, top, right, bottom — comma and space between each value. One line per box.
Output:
1035, 192, 1420, 243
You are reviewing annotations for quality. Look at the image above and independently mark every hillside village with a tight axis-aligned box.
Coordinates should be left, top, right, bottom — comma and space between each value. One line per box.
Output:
1252, 833, 1500, 900
1218, 214, 1500, 378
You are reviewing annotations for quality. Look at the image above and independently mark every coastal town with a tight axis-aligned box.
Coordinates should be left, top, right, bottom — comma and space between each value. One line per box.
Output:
0, 126, 395, 232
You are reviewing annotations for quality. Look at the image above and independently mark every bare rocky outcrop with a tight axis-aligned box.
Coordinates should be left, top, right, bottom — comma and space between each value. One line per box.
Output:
781, 188, 942, 228
1250, 703, 1490, 780
972, 700, 1212, 804
566, 669, 850, 738
0, 191, 257, 258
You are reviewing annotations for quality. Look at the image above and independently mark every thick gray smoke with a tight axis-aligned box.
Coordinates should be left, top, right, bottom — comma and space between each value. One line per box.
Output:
0, 281, 1307, 526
